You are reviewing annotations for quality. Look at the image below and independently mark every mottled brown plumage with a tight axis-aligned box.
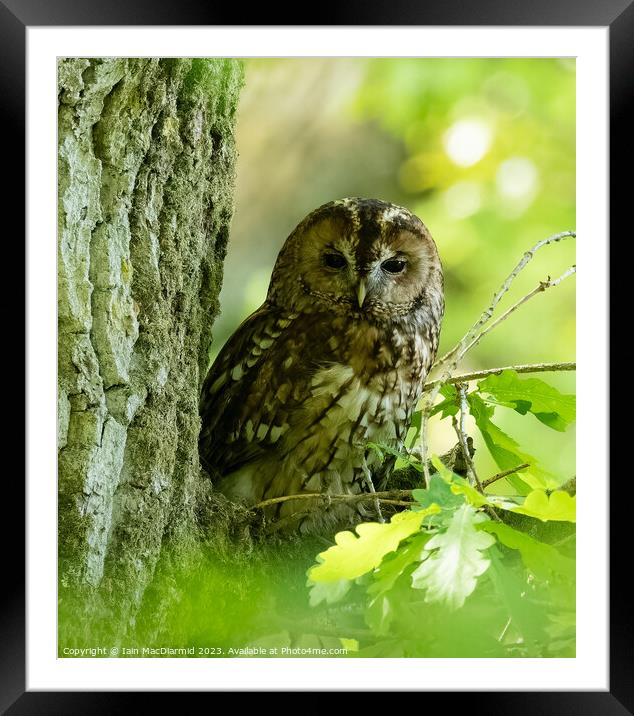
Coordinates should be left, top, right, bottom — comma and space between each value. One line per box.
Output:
199, 198, 444, 533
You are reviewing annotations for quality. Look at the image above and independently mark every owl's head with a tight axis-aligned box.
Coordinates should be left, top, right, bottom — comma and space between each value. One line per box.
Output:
267, 198, 443, 323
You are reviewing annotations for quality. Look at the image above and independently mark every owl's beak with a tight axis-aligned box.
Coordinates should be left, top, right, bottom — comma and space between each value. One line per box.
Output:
356, 278, 368, 308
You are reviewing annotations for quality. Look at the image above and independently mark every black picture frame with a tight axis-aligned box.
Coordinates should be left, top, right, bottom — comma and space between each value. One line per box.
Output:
7, 0, 623, 711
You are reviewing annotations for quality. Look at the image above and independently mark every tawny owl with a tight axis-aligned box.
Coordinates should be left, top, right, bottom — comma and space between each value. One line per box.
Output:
199, 198, 444, 534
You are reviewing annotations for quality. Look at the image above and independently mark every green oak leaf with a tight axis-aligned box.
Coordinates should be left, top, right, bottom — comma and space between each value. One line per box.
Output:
411, 505, 495, 609
511, 489, 576, 522
307, 507, 438, 585
467, 393, 556, 492
451, 478, 496, 508
307, 578, 352, 607
430, 453, 455, 482
408, 411, 422, 445
486, 547, 548, 651
365, 593, 393, 635
429, 383, 459, 419
426, 454, 520, 511
478, 371, 575, 432
412, 472, 465, 511
479, 521, 575, 580
367, 533, 430, 597
366, 442, 424, 472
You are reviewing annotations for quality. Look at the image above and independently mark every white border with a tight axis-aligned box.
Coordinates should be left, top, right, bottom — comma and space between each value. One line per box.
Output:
27, 27, 608, 691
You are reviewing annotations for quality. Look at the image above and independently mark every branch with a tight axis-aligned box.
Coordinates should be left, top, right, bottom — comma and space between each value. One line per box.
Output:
423, 362, 575, 392
452, 383, 482, 491
254, 462, 531, 513
253, 490, 416, 510
481, 463, 531, 489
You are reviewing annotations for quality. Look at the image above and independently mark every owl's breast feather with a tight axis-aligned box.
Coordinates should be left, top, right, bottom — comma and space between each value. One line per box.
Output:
210, 318, 433, 514
282, 360, 417, 481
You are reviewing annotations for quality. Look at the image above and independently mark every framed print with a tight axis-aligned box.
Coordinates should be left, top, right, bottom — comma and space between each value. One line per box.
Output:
8, 0, 624, 710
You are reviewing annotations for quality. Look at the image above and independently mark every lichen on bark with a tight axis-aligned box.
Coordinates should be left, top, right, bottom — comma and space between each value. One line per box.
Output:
58, 58, 244, 642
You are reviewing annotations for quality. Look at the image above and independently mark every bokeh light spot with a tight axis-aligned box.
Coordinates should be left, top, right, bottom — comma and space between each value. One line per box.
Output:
496, 157, 539, 200
443, 118, 493, 167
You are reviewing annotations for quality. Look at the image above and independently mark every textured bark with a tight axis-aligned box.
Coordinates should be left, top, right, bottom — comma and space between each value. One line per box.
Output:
57, 58, 244, 641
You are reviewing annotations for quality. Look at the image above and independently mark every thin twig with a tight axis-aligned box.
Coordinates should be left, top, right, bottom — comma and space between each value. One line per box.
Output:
452, 383, 483, 492
362, 456, 384, 523
419, 412, 431, 489
481, 463, 531, 489
460, 266, 576, 357
423, 362, 575, 392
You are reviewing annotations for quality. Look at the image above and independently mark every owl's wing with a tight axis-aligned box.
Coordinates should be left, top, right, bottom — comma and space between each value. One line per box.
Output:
199, 303, 327, 477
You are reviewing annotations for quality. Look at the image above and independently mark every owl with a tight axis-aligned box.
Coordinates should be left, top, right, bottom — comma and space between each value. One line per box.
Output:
199, 198, 444, 534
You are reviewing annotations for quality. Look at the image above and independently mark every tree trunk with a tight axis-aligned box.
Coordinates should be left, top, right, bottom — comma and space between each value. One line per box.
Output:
57, 58, 243, 642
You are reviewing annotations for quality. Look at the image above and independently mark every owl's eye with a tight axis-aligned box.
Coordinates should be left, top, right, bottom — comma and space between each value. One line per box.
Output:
381, 258, 406, 274
323, 253, 347, 270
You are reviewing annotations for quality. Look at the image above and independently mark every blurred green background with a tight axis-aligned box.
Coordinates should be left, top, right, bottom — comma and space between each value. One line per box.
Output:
213, 58, 576, 488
